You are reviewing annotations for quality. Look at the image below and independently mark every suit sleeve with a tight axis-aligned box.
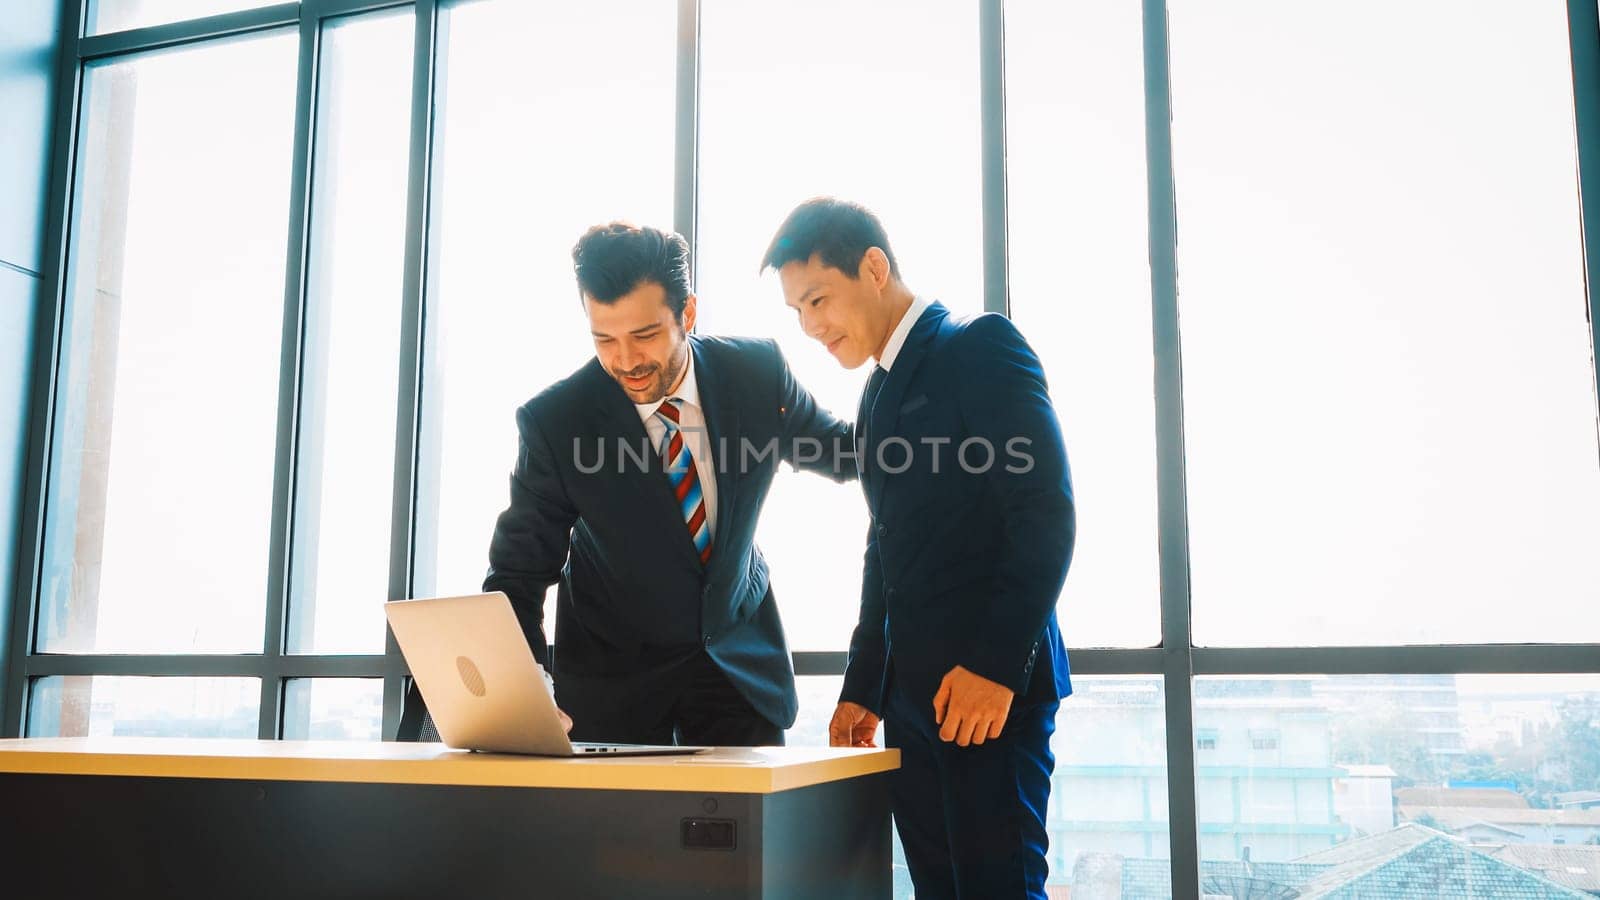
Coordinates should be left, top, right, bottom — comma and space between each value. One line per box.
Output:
482, 404, 579, 669
954, 315, 1076, 694
773, 342, 857, 482
839, 520, 888, 714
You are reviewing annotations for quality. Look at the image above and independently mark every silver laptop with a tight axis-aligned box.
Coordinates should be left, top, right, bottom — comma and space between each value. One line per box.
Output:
385, 592, 707, 757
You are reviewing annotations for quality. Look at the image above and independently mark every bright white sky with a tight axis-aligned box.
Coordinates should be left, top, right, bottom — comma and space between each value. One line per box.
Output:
1167, 0, 1600, 648
39, 0, 1600, 689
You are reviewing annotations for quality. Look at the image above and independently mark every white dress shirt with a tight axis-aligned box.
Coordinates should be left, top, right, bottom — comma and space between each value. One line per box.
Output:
875, 294, 931, 372
634, 349, 718, 539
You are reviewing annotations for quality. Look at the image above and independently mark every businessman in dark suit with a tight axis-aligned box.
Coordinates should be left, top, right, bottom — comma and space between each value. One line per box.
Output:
763, 198, 1075, 897
412, 222, 853, 746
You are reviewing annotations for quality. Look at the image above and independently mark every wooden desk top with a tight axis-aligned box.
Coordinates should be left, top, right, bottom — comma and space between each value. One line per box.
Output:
0, 737, 898, 794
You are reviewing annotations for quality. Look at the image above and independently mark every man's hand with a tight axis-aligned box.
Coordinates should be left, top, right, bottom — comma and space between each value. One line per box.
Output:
829, 701, 881, 748
933, 665, 1014, 747
536, 664, 572, 735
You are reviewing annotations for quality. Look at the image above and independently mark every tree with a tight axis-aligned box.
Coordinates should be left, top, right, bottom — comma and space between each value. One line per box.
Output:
1332, 698, 1444, 786
1552, 698, 1600, 793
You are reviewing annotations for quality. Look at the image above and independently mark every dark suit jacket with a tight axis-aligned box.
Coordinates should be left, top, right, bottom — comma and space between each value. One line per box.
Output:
478, 335, 853, 733
840, 302, 1075, 718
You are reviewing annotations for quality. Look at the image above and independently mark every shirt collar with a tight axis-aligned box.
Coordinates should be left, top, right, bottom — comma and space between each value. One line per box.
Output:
635, 344, 701, 421
875, 294, 931, 372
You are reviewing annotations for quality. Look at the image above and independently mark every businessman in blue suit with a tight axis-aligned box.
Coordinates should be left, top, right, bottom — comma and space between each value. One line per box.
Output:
763, 198, 1075, 898
407, 222, 853, 746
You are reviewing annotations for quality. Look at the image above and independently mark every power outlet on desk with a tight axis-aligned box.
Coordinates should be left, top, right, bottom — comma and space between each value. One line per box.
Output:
681, 817, 736, 851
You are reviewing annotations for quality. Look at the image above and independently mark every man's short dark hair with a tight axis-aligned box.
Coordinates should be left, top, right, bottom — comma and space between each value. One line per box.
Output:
572, 222, 692, 319
760, 197, 900, 280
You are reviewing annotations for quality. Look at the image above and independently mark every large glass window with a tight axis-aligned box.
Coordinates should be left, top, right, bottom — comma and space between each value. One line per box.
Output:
1006, 0, 1160, 649
12, 5, 1600, 895
37, 30, 298, 654
418, 0, 676, 611
288, 9, 415, 654
1169, 0, 1600, 647
697, 0, 984, 651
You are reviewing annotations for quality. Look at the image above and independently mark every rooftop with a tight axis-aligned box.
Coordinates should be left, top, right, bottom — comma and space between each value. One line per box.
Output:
1394, 787, 1529, 809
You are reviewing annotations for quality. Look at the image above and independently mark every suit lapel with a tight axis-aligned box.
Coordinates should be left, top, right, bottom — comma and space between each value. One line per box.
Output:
856, 369, 883, 489
863, 303, 947, 514
869, 303, 946, 452
584, 358, 702, 570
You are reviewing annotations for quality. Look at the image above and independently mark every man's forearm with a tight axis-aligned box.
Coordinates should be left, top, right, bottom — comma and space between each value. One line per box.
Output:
482, 571, 556, 667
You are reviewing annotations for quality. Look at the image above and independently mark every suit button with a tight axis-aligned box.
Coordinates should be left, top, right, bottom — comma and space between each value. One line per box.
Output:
886, 587, 896, 599
703, 635, 712, 647
877, 524, 889, 538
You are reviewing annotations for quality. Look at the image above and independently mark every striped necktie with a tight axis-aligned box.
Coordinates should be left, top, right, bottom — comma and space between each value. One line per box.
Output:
654, 398, 712, 566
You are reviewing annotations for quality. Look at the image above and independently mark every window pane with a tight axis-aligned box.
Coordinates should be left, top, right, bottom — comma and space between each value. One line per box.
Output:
697, 0, 983, 651
1192, 674, 1600, 897
27, 676, 259, 738
38, 31, 297, 653
283, 678, 383, 741
1055, 677, 1173, 897
1006, 0, 1159, 648
419, 0, 676, 606
1170, 0, 1600, 646
88, 1, 292, 36
786, 675, 844, 748
288, 9, 413, 653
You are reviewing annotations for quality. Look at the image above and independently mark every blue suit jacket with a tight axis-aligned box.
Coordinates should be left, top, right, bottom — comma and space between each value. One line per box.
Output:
840, 303, 1074, 717
480, 335, 853, 730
